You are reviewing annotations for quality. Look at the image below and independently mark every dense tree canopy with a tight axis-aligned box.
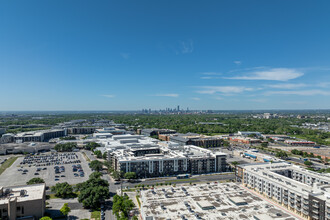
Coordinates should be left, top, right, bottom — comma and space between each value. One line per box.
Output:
84, 142, 101, 151
112, 195, 135, 220
51, 182, 74, 198
90, 160, 103, 171
77, 172, 110, 209
54, 143, 77, 152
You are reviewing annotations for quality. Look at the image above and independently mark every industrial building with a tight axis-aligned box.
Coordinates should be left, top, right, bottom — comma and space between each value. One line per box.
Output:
14, 129, 67, 143
0, 184, 46, 220
140, 182, 297, 220
236, 162, 330, 220
159, 133, 223, 148
96, 134, 227, 178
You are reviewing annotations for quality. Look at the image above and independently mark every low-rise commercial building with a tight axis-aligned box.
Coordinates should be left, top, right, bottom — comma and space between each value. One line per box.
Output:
14, 129, 67, 143
285, 140, 316, 147
0, 184, 46, 220
236, 162, 330, 220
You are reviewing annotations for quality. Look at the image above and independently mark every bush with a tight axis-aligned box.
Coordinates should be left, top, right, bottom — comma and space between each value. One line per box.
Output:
90, 160, 103, 171
26, 177, 45, 185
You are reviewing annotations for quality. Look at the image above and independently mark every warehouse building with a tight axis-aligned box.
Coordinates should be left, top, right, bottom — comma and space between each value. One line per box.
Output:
0, 183, 46, 220
236, 162, 330, 220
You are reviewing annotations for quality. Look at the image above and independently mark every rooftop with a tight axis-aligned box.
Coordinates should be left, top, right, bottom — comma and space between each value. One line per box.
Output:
140, 182, 297, 220
0, 183, 45, 205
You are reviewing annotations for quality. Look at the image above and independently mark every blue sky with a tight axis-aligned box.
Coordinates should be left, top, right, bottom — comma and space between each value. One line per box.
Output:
1, 0, 330, 111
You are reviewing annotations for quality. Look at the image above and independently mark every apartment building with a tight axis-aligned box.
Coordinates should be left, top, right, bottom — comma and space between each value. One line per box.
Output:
0, 184, 46, 220
236, 162, 330, 220
98, 134, 227, 178
112, 145, 227, 178
67, 127, 96, 134
160, 133, 223, 148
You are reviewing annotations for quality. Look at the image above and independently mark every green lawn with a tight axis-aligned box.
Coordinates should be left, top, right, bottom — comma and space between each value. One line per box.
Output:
91, 211, 100, 220
0, 156, 18, 175
325, 138, 330, 142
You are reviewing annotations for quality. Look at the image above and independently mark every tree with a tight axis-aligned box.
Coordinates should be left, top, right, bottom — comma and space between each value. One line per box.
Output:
124, 172, 136, 180
94, 150, 102, 158
40, 217, 52, 220
102, 152, 108, 160
84, 142, 101, 151
112, 170, 123, 181
112, 195, 135, 219
304, 160, 313, 166
51, 182, 74, 198
89, 171, 103, 179
90, 160, 103, 171
261, 142, 268, 148
54, 143, 77, 152
26, 177, 45, 185
77, 172, 110, 209
60, 203, 71, 216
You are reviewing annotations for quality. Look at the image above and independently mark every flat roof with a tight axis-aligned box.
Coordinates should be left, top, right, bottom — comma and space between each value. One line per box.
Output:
140, 182, 297, 220
0, 183, 45, 205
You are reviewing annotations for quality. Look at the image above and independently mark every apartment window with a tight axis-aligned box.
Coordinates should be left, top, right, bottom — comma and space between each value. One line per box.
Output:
22, 207, 24, 214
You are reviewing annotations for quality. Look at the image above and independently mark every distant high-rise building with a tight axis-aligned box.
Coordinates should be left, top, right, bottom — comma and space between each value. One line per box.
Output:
177, 105, 180, 111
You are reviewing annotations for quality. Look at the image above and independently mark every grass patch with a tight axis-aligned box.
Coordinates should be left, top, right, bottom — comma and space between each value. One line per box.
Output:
82, 152, 91, 162
325, 138, 330, 142
136, 195, 141, 208
0, 157, 18, 175
165, 178, 197, 183
91, 210, 100, 220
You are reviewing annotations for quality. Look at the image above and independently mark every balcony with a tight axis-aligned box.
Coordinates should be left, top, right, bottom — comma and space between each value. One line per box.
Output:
313, 204, 319, 209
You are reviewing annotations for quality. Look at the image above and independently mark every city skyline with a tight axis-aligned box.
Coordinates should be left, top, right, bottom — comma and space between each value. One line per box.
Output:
1, 1, 330, 111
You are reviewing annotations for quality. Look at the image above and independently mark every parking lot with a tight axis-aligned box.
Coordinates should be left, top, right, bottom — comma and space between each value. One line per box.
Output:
0, 152, 93, 187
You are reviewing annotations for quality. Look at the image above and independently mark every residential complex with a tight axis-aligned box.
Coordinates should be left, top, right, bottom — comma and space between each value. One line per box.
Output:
236, 162, 330, 220
0, 184, 46, 220
96, 134, 227, 178
158, 132, 223, 148
140, 182, 298, 220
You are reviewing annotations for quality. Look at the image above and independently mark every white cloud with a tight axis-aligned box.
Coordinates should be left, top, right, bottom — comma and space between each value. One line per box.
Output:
101, 94, 115, 98
120, 53, 130, 59
191, 97, 200, 101
284, 101, 308, 105
234, 61, 242, 65
214, 97, 224, 100
265, 90, 330, 96
197, 86, 254, 95
267, 83, 306, 89
154, 94, 179, 97
227, 68, 304, 81
180, 40, 194, 54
